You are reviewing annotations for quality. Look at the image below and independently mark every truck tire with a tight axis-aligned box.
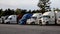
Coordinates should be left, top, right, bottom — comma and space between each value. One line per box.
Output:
31, 22, 35, 25
39, 22, 42, 26
2, 21, 4, 24
17, 22, 18, 24
2, 22, 4, 24
39, 20, 42, 26
46, 21, 48, 25
2, 18, 4, 24
6, 22, 10, 24
6, 22, 8, 24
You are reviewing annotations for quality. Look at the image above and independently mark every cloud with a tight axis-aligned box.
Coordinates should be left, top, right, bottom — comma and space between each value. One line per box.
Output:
50, 0, 60, 9
0, 0, 39, 10
0, 0, 60, 10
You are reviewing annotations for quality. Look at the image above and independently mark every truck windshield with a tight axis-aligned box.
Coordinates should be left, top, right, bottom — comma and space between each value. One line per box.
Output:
43, 16, 50, 18
5, 16, 9, 20
31, 17, 37, 19
6, 16, 12, 20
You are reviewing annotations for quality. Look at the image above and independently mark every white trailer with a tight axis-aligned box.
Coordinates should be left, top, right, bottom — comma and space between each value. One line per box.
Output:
4, 15, 17, 24
26, 13, 42, 24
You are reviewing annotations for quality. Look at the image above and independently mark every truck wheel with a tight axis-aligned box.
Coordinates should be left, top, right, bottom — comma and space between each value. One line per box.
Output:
17, 21, 19, 24
6, 22, 10, 24
46, 21, 48, 25
39, 22, 42, 26
2, 21, 4, 24
31, 22, 35, 25
6, 22, 8, 24
17, 22, 18, 24
2, 22, 4, 24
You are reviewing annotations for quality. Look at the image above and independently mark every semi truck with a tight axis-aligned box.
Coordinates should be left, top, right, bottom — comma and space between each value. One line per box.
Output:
0, 16, 9, 24
26, 13, 42, 25
39, 11, 60, 25
19, 13, 33, 25
26, 11, 60, 25
4, 15, 23, 24
4, 15, 17, 24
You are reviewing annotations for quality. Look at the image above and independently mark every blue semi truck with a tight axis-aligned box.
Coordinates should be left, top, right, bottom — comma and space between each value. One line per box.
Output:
18, 13, 33, 25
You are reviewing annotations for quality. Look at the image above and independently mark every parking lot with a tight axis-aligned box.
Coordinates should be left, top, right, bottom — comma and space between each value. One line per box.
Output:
0, 24, 60, 34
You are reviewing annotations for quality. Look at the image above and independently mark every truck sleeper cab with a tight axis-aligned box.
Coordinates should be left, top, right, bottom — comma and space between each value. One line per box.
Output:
4, 15, 17, 24
41, 11, 55, 25
26, 13, 42, 25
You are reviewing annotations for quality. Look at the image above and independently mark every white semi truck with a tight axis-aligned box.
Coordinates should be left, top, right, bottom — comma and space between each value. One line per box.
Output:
39, 11, 60, 25
4, 15, 17, 24
26, 11, 60, 25
40, 11, 55, 25
26, 13, 42, 25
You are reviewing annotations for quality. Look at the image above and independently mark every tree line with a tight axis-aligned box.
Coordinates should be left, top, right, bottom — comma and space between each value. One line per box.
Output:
0, 8, 42, 16
0, 0, 60, 17
0, 0, 51, 17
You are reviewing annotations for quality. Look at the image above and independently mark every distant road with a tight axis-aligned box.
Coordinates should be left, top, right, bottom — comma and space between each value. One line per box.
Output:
0, 24, 60, 34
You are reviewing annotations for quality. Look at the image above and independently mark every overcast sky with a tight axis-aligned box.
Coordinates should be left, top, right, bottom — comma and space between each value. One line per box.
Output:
0, 0, 60, 10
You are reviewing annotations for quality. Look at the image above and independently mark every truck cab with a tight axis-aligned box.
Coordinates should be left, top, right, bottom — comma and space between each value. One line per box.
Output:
26, 13, 42, 25
4, 15, 17, 24
18, 13, 33, 25
41, 15, 50, 25
41, 11, 55, 25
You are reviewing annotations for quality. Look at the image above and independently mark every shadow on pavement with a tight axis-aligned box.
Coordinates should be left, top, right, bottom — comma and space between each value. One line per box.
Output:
1, 23, 60, 26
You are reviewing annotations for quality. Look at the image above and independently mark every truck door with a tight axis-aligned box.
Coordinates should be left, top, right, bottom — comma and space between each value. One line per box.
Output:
11, 16, 17, 23
9, 17, 12, 23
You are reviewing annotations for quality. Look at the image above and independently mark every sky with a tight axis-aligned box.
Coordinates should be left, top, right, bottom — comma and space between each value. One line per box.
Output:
0, 0, 60, 10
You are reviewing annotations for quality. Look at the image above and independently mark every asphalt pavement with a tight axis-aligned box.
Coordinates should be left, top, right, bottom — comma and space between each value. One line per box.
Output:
0, 24, 60, 34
